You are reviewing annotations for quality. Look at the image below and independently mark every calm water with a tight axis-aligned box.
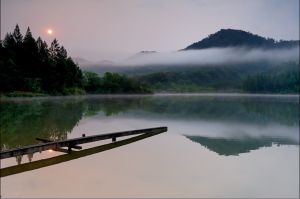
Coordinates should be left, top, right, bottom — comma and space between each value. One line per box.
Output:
0, 94, 299, 198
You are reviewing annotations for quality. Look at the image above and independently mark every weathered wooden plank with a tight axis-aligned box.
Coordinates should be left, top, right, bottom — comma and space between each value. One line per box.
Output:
0, 127, 167, 159
36, 138, 82, 150
0, 129, 165, 177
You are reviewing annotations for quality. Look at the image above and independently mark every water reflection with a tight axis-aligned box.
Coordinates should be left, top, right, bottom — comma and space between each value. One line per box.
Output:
0, 99, 85, 149
1, 94, 299, 152
1, 94, 298, 197
185, 135, 299, 156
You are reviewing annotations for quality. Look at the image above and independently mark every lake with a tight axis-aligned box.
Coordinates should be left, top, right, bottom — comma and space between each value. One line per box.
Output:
0, 94, 299, 198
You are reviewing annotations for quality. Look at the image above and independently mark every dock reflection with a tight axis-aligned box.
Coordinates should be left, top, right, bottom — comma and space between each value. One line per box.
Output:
0, 131, 164, 178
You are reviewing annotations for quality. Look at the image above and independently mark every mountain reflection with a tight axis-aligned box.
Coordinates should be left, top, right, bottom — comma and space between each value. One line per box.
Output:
185, 135, 299, 156
1, 95, 298, 150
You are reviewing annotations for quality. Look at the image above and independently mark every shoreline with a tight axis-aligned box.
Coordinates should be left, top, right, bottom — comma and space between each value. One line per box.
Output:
1, 92, 299, 101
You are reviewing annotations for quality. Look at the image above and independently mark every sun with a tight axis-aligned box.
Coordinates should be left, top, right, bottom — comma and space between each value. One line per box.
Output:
47, 29, 53, 35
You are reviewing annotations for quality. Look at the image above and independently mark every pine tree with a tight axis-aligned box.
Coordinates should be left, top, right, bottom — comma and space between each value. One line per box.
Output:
12, 24, 23, 44
23, 27, 34, 43
3, 33, 16, 48
23, 27, 38, 56
36, 37, 43, 50
49, 38, 60, 59
36, 37, 49, 62
58, 46, 67, 59
22, 27, 39, 81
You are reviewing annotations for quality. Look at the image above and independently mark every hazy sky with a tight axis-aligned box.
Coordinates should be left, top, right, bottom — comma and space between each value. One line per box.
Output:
1, 0, 299, 61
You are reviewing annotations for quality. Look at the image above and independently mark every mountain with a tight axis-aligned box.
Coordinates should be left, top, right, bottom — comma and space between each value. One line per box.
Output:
73, 57, 93, 66
184, 29, 299, 50
73, 57, 115, 67
74, 29, 299, 93
138, 50, 157, 54
126, 50, 158, 60
96, 60, 115, 65
73, 57, 119, 74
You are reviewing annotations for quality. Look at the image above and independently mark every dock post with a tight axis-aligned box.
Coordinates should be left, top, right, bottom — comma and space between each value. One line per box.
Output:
68, 145, 72, 154
27, 153, 33, 162
16, 155, 23, 165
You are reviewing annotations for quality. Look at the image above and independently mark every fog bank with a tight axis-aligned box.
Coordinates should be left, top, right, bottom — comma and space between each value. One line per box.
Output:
122, 47, 299, 67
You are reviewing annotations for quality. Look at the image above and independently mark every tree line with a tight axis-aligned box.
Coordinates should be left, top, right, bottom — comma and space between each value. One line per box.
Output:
83, 71, 151, 94
242, 70, 299, 93
0, 25, 151, 95
136, 62, 299, 93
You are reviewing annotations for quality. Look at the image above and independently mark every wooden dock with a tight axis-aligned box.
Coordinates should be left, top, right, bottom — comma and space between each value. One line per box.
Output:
0, 127, 167, 159
1, 128, 166, 177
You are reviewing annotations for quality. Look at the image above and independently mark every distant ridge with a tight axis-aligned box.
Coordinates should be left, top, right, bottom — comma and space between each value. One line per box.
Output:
73, 57, 93, 65
73, 57, 115, 67
184, 29, 299, 50
127, 50, 158, 60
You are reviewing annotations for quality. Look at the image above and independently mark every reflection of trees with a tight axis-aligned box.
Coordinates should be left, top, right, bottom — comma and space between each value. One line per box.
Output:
144, 96, 299, 126
93, 96, 298, 126
1, 95, 298, 149
242, 98, 299, 126
81, 96, 299, 127
0, 99, 85, 149
185, 135, 299, 156
84, 97, 144, 116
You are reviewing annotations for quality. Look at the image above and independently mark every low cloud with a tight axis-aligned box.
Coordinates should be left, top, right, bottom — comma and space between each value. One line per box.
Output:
122, 47, 299, 67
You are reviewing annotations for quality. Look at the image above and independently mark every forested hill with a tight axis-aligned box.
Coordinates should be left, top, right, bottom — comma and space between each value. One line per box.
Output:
184, 29, 299, 50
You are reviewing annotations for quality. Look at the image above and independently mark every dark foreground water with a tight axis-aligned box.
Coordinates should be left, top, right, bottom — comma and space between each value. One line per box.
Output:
0, 94, 299, 198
